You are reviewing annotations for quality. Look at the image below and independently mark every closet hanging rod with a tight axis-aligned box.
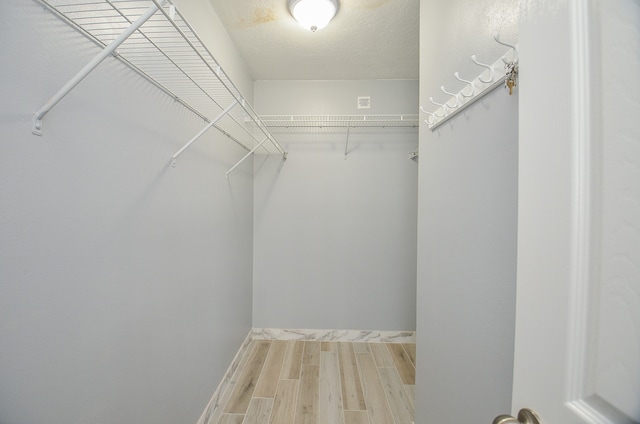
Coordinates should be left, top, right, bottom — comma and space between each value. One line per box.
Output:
32, 0, 167, 135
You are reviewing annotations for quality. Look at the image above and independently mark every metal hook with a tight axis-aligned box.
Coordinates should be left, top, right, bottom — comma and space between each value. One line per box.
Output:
454, 72, 475, 98
471, 55, 495, 83
420, 106, 437, 124
440, 86, 459, 108
424, 111, 437, 120
494, 34, 518, 64
429, 97, 446, 117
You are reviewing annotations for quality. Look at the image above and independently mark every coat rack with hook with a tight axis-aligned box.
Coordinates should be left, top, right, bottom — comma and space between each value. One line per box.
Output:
420, 34, 519, 131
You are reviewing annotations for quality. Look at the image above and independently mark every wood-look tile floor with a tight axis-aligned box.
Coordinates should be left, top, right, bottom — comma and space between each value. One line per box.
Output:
211, 340, 416, 424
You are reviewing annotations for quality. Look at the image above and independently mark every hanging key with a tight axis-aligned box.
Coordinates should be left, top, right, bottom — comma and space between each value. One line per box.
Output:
504, 61, 518, 95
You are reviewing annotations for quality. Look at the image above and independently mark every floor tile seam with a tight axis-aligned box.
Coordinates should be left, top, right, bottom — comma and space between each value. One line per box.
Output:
399, 344, 417, 370
201, 332, 254, 424
374, 365, 399, 424
375, 364, 412, 424
354, 345, 370, 400
394, 343, 417, 372
254, 341, 289, 398
292, 363, 318, 423
372, 343, 396, 368
354, 351, 398, 424
251, 341, 273, 397
385, 343, 415, 385
379, 359, 413, 401
335, 343, 346, 395
226, 341, 272, 415
266, 379, 284, 424
338, 342, 367, 412
263, 394, 276, 424
302, 340, 322, 366
402, 384, 416, 411
279, 340, 303, 380
326, 349, 348, 424
220, 412, 245, 424
291, 341, 304, 379
275, 374, 300, 423
378, 365, 416, 407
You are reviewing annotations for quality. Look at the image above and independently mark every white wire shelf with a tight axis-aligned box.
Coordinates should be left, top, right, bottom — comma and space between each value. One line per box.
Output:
258, 114, 420, 129
34, 0, 286, 172
256, 115, 419, 159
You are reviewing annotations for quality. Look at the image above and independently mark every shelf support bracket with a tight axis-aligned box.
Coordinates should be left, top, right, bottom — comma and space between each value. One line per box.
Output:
172, 99, 239, 164
32, 0, 166, 136
344, 124, 351, 159
226, 136, 271, 177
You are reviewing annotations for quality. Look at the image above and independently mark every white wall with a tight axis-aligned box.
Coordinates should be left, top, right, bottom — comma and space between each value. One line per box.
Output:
252, 80, 418, 331
416, 0, 519, 423
0, 1, 254, 423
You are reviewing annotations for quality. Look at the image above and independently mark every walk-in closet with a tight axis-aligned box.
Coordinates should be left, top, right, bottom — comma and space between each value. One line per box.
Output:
2, 0, 638, 423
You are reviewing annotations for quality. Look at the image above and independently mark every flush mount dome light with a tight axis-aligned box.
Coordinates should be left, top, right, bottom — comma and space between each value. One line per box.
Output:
289, 0, 338, 32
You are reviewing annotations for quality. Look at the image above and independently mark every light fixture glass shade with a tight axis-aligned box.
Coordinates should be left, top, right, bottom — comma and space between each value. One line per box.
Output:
290, 0, 338, 32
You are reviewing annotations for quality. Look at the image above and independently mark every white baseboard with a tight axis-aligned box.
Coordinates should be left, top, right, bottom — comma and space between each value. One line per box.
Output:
252, 327, 416, 343
196, 331, 253, 424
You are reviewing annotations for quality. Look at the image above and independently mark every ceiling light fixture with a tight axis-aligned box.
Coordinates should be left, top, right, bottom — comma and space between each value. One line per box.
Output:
289, 0, 338, 32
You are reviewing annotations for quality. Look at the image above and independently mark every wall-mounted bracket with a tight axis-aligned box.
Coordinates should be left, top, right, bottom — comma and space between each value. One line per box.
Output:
32, 0, 166, 136
226, 136, 271, 177
344, 123, 352, 158
172, 99, 238, 166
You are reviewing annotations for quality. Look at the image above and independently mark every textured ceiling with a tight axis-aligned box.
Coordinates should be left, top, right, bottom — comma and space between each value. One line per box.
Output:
206, 0, 419, 80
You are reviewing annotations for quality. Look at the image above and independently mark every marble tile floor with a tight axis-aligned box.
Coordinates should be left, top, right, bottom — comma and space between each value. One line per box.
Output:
207, 340, 416, 424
